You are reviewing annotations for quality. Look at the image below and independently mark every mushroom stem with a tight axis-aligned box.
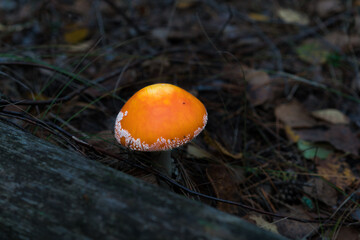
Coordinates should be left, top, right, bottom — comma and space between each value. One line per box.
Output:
150, 151, 173, 176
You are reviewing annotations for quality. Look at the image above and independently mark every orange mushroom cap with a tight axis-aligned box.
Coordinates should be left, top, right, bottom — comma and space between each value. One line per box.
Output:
114, 83, 207, 151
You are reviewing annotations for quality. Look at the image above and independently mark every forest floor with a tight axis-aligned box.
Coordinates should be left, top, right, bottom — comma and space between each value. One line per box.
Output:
0, 0, 360, 239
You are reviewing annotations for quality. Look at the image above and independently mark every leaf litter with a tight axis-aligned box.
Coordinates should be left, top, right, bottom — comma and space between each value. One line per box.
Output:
1, 0, 360, 239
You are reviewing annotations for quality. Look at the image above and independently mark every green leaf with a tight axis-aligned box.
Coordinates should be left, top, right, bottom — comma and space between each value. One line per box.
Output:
296, 40, 331, 65
297, 140, 333, 160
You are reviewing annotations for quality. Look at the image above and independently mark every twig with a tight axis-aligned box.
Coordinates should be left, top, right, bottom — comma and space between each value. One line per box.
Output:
214, 4, 233, 42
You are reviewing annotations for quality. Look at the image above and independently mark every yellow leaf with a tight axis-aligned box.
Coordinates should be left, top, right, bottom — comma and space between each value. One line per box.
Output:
64, 26, 89, 44
176, 0, 198, 9
317, 155, 357, 190
285, 125, 300, 142
311, 109, 349, 124
248, 13, 269, 22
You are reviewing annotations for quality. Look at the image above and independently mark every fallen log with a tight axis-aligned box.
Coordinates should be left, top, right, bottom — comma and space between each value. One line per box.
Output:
0, 120, 288, 240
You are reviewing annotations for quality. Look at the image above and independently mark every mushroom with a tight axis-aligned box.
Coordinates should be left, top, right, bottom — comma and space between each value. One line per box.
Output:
114, 83, 207, 176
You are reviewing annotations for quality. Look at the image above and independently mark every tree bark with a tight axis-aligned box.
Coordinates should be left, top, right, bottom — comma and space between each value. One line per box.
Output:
0, 120, 288, 240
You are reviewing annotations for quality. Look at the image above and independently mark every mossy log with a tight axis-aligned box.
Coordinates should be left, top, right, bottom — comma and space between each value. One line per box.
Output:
0, 120, 288, 240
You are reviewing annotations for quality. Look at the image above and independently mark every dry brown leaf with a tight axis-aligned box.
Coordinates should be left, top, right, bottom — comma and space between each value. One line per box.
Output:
275, 101, 317, 128
275, 205, 319, 239
311, 109, 349, 124
206, 164, 242, 214
317, 155, 357, 190
222, 63, 248, 82
303, 178, 338, 206
246, 70, 273, 106
248, 215, 279, 234
294, 125, 360, 155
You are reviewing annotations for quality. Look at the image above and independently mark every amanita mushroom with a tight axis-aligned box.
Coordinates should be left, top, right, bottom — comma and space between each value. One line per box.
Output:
114, 83, 207, 175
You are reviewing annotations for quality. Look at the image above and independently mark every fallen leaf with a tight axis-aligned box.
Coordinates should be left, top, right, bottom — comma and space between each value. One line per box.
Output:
275, 205, 319, 239
294, 125, 360, 155
176, 0, 199, 9
275, 101, 317, 128
311, 108, 350, 124
303, 178, 338, 206
246, 70, 273, 106
222, 63, 248, 82
64, 24, 89, 44
317, 154, 357, 190
248, 215, 279, 234
284, 125, 300, 142
277, 8, 309, 25
296, 39, 331, 65
206, 164, 242, 214
297, 140, 334, 160
248, 13, 269, 22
